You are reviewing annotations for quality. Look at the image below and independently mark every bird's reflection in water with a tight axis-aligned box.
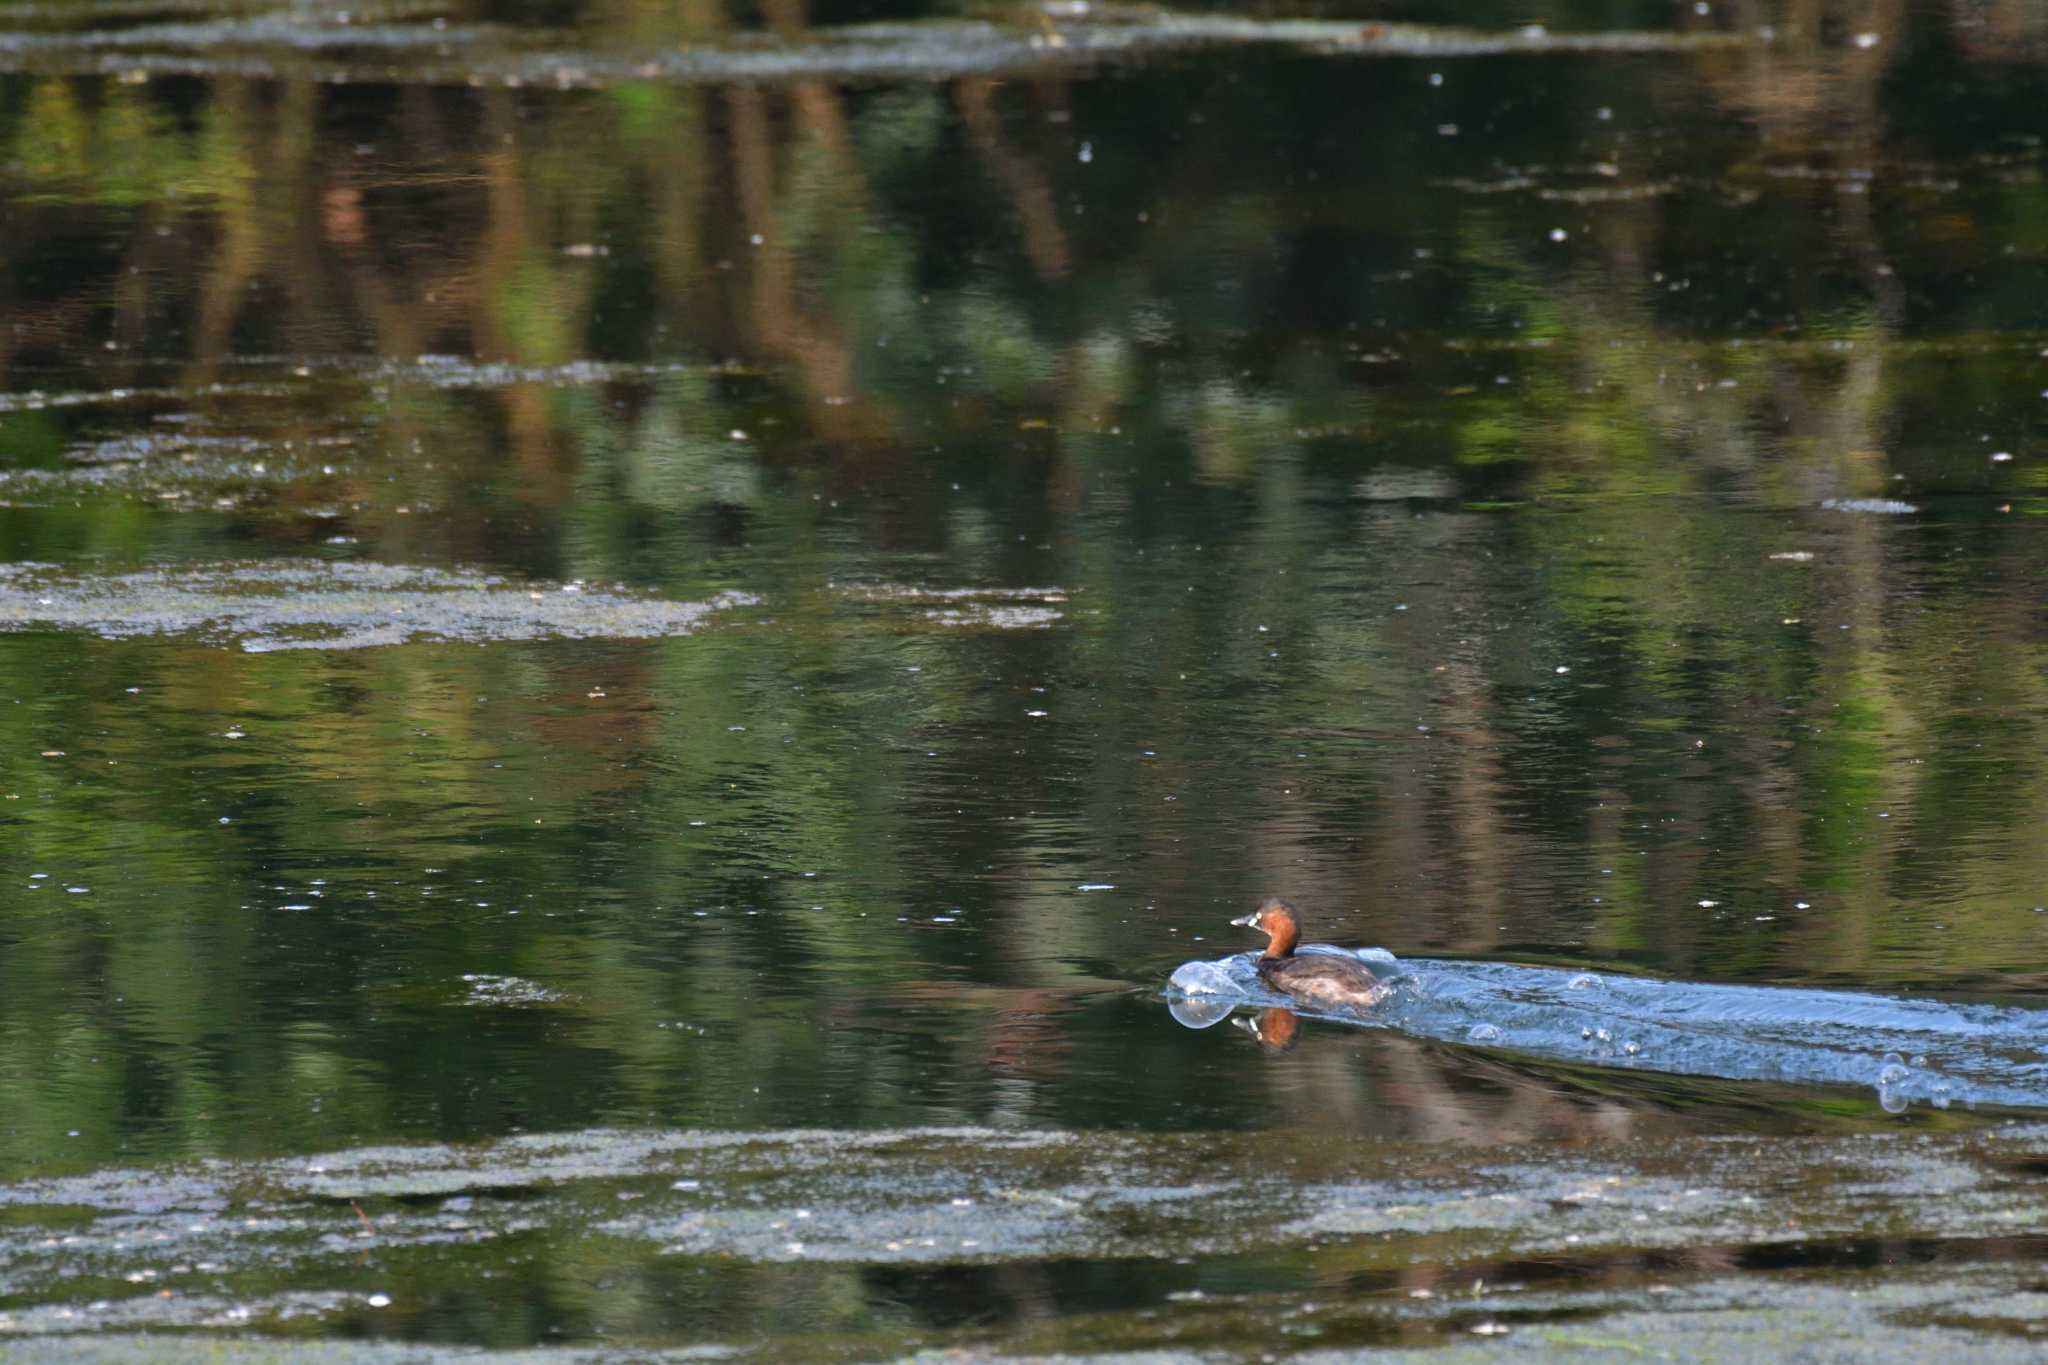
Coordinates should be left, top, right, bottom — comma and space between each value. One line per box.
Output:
1213, 1001, 1657, 1145
1232, 1007, 1300, 1052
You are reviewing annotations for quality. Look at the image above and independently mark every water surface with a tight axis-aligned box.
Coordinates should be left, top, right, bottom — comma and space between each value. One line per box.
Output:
2, 0, 2048, 1353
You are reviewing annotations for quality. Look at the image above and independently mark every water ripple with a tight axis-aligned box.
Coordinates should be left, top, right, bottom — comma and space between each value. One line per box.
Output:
1168, 951, 2048, 1111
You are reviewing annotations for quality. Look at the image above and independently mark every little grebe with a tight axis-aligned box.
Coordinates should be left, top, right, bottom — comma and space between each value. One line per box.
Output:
1230, 897, 1382, 1012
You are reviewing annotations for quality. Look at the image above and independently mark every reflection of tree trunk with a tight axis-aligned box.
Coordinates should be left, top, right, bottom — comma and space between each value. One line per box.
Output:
1375, 1037, 1496, 1143
724, 83, 889, 443
955, 80, 1071, 281
324, 191, 477, 362
727, 84, 799, 358
1807, 6, 1918, 977
1368, 616, 1439, 944
478, 93, 572, 505
761, 0, 861, 170
110, 205, 171, 364
322, 185, 422, 361
1439, 665, 1507, 952
397, 85, 454, 168
791, 82, 856, 159
184, 80, 262, 389
651, 92, 709, 312
0, 201, 15, 384
479, 92, 530, 363
270, 81, 322, 354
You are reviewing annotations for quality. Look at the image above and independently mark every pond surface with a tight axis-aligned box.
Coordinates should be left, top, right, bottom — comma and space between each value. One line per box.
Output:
3, 0, 2048, 1355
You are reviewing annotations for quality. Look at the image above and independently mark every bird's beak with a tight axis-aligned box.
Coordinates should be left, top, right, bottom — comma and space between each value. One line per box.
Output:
1230, 912, 1259, 928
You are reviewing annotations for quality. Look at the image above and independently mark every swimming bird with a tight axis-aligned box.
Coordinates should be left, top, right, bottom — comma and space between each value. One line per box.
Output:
1230, 897, 1383, 1013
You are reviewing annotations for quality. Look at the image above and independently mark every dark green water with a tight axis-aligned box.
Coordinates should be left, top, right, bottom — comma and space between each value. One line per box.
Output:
2, 0, 2048, 1354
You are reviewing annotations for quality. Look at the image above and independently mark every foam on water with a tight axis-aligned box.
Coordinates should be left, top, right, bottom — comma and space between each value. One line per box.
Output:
1165, 953, 2048, 1110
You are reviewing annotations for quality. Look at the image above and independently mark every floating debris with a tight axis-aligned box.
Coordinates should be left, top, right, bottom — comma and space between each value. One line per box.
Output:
1821, 497, 1918, 515
4, 1121, 2048, 1321
459, 975, 572, 1007
927, 605, 1063, 628
0, 11, 1769, 90
0, 561, 756, 652
839, 584, 1069, 603
1352, 468, 1459, 501
839, 583, 1069, 630
0, 357, 694, 416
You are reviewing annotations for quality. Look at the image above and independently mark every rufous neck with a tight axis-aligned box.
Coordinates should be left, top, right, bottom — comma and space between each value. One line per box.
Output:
1263, 918, 1299, 957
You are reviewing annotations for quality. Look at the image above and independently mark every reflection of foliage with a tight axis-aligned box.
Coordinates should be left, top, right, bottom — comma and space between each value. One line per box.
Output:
2, 11, 2048, 1173
11, 80, 201, 204
18, 80, 90, 184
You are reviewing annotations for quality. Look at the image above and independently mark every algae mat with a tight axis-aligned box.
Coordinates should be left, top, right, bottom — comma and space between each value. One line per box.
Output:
3, 1123, 2047, 1356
